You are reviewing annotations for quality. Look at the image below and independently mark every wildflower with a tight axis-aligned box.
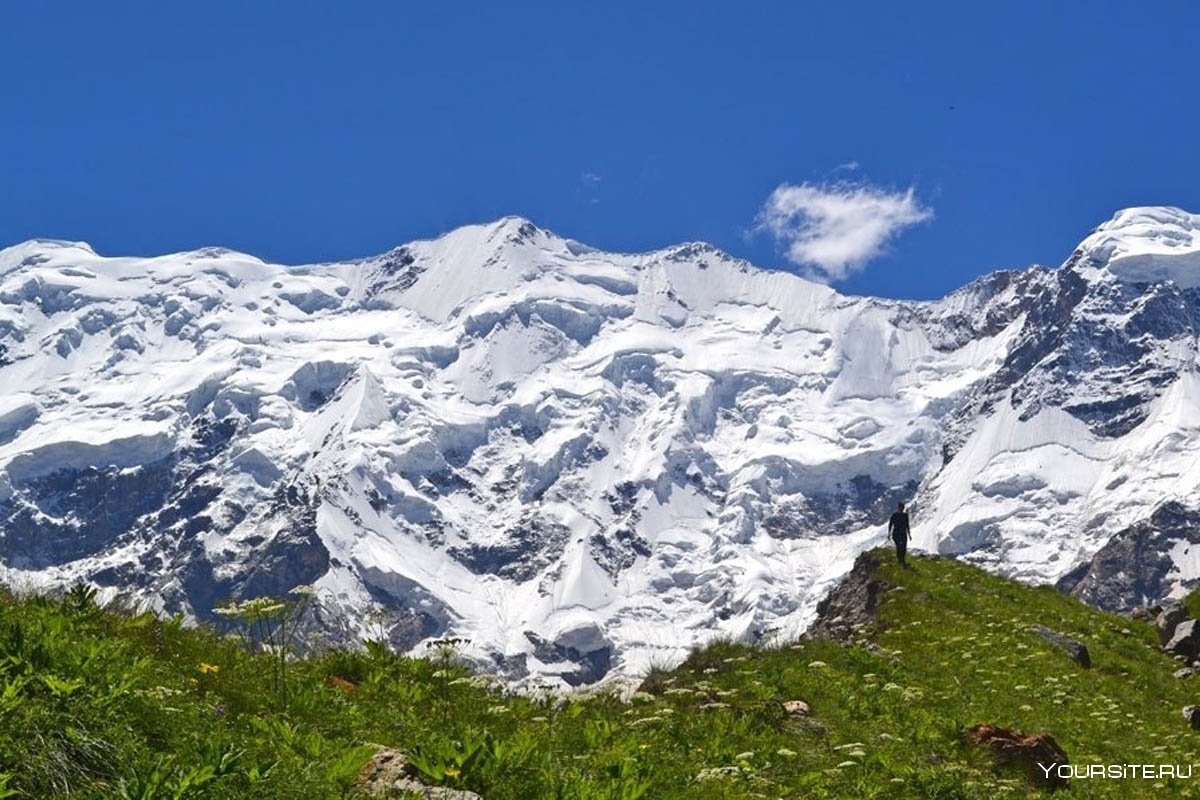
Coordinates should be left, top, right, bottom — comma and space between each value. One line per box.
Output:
777, 748, 798, 758
444, 767, 461, 779
198, 662, 220, 675
807, 660, 827, 669
735, 751, 754, 761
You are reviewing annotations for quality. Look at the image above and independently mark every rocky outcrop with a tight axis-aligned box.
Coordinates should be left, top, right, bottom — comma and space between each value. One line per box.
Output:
809, 551, 891, 642
1060, 502, 1200, 612
356, 749, 482, 799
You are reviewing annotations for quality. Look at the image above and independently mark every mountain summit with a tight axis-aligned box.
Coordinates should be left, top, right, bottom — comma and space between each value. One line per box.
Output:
1, 208, 1197, 684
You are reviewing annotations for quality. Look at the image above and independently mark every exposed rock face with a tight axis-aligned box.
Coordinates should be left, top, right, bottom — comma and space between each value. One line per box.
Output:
809, 551, 890, 642
1060, 503, 1200, 613
963, 724, 1070, 789
522, 621, 613, 687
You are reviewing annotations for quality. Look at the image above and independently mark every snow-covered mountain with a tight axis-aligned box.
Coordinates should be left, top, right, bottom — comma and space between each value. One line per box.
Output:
2, 206, 1199, 684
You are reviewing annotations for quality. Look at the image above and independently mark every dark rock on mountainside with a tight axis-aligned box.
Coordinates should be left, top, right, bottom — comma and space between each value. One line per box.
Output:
1156, 600, 1190, 646
522, 624, 612, 687
1184, 706, 1200, 731
1031, 625, 1091, 668
762, 477, 918, 540
1166, 620, 1200, 660
1059, 502, 1200, 612
809, 550, 892, 642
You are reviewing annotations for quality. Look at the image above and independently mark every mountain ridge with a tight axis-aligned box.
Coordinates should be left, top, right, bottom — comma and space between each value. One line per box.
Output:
1, 206, 1198, 685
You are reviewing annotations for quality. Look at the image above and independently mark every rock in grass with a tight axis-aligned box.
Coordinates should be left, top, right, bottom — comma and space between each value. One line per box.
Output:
1175, 668, 1195, 679
963, 724, 1069, 789
357, 748, 483, 799
1184, 706, 1200, 731
1167, 620, 1200, 660
782, 699, 810, 717
1156, 600, 1190, 646
1031, 625, 1091, 668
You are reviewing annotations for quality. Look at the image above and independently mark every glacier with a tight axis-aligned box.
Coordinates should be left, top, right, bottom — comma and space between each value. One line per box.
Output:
1, 208, 1199, 685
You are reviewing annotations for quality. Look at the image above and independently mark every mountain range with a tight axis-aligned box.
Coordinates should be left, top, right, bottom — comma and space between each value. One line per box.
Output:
2, 205, 1198, 685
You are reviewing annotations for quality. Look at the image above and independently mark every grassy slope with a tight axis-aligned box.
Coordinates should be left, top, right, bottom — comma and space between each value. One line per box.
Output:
2, 550, 1199, 799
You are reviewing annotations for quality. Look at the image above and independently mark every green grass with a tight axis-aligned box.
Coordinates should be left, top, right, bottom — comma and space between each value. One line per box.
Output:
1183, 586, 1200, 622
2, 550, 1199, 798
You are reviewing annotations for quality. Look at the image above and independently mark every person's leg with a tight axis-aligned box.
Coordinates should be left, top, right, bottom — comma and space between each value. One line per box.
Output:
896, 536, 907, 568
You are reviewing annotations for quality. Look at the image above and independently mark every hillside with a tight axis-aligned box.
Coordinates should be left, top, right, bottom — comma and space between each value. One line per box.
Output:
4, 208, 1200, 684
2, 550, 1198, 798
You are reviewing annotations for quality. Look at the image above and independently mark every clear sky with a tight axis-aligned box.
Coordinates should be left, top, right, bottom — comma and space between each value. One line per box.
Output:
2, 1, 1197, 299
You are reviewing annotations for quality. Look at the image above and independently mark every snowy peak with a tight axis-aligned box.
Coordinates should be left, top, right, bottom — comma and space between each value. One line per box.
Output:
1075, 206, 1200, 287
2, 207, 1200, 686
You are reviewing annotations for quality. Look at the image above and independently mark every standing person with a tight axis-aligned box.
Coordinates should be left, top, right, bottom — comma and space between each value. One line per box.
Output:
887, 502, 910, 568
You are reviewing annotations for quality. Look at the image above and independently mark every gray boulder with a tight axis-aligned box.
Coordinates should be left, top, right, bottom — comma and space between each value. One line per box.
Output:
1031, 625, 1091, 668
782, 699, 811, 717
1184, 706, 1200, 731
1167, 620, 1200, 660
1156, 600, 1190, 646
356, 749, 483, 799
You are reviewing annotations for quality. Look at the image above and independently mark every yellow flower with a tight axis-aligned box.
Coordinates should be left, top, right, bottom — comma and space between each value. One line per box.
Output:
199, 662, 220, 675
444, 767, 461, 779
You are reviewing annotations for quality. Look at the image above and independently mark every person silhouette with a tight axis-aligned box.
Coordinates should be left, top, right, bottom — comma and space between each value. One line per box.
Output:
887, 502, 910, 568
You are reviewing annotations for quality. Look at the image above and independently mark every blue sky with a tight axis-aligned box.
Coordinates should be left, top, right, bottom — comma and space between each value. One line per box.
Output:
2, 1, 1197, 299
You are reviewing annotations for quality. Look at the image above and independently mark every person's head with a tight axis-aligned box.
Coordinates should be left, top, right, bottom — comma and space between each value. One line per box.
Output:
897, 502, 905, 512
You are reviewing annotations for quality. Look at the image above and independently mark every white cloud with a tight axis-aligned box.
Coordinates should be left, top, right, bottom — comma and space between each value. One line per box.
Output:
756, 181, 933, 282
